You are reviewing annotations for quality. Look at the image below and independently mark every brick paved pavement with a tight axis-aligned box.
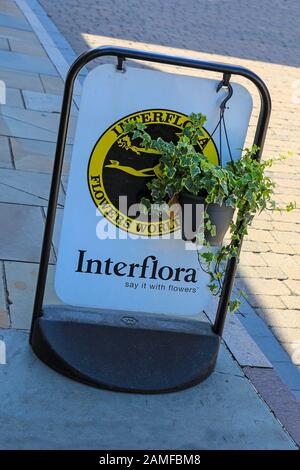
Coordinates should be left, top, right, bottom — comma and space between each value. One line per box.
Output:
41, 0, 300, 67
39, 0, 300, 394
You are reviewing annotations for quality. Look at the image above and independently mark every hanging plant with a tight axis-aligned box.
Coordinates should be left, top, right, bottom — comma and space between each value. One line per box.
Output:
124, 113, 296, 313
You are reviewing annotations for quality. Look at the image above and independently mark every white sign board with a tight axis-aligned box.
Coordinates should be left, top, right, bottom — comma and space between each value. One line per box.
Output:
55, 64, 252, 316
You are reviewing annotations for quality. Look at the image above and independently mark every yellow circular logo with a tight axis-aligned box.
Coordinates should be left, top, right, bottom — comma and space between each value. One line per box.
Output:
87, 109, 219, 236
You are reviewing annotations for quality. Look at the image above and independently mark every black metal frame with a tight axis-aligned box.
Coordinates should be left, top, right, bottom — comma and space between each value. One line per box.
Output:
30, 45, 271, 341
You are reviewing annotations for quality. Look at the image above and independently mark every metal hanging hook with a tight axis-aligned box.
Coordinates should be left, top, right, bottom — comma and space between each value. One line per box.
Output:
116, 55, 125, 71
216, 73, 233, 114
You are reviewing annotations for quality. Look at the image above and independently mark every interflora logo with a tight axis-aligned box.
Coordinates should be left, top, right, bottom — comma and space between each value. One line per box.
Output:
88, 109, 219, 237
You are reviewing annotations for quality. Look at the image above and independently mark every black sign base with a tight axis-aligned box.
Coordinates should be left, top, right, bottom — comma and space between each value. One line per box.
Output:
30, 306, 220, 393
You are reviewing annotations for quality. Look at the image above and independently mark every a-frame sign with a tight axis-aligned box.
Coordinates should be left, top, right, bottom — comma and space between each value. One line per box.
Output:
30, 47, 271, 393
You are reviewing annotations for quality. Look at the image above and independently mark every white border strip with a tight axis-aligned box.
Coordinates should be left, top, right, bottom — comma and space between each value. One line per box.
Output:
15, 0, 82, 103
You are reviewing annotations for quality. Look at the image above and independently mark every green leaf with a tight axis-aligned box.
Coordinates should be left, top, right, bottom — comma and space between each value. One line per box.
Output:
184, 177, 194, 192
228, 299, 241, 313
136, 122, 146, 131
190, 165, 200, 178
225, 195, 237, 208
210, 224, 217, 237
286, 201, 296, 212
167, 166, 176, 178
140, 197, 151, 213
200, 252, 214, 262
179, 155, 191, 167
132, 130, 141, 140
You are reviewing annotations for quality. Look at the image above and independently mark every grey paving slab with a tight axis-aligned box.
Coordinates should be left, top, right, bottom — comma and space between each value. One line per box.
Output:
22, 90, 78, 114
11, 137, 72, 174
0, 181, 47, 205
39, 74, 64, 94
0, 202, 50, 263
40, 46, 74, 89
216, 343, 244, 377
24, 91, 80, 114
0, 37, 9, 50
5, 87, 24, 108
0, 309, 9, 327
254, 335, 293, 363
0, 25, 36, 41
61, 174, 68, 194
43, 206, 63, 257
5, 261, 61, 330
23, 90, 61, 112
0, 68, 44, 92
0, 105, 75, 143
0, 168, 65, 206
0, 50, 57, 75
223, 314, 272, 368
273, 361, 300, 391
244, 366, 300, 446
205, 302, 272, 368
0, 135, 13, 169
0, 329, 295, 450
0, 12, 31, 32
8, 37, 46, 56
240, 311, 274, 337
0, 0, 24, 17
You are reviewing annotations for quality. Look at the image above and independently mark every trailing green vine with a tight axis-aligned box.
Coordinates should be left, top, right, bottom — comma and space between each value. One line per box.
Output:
124, 113, 296, 313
